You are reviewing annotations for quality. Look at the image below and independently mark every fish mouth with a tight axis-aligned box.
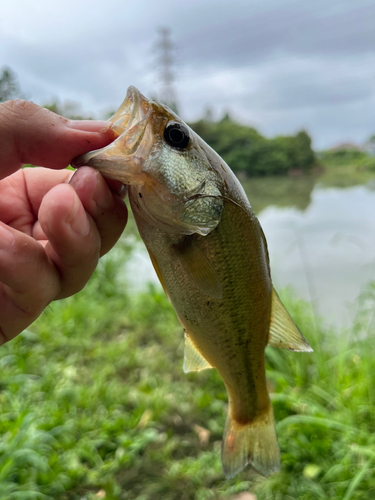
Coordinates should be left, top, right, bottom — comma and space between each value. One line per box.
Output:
71, 86, 151, 184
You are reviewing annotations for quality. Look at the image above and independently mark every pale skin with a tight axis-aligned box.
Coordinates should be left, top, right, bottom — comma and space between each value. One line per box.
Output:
0, 100, 128, 344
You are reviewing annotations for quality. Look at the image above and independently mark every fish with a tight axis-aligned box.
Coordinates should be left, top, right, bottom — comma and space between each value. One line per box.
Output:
72, 86, 313, 479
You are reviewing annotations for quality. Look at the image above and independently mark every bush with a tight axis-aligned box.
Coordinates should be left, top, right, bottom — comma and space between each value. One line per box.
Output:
320, 149, 368, 166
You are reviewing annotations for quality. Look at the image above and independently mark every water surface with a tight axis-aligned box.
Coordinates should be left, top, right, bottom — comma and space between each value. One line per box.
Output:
259, 184, 375, 327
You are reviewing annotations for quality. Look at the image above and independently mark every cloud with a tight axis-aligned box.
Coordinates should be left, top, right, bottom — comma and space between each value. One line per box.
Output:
0, 0, 374, 147
178, 0, 375, 69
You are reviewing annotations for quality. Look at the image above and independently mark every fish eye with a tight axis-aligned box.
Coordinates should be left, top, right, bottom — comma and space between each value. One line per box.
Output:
163, 121, 190, 149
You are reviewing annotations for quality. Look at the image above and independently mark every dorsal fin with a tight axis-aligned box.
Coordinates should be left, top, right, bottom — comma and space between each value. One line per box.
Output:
268, 288, 313, 352
183, 332, 213, 373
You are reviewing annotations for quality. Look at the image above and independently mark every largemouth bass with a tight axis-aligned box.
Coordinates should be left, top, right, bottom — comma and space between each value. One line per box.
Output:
72, 86, 312, 479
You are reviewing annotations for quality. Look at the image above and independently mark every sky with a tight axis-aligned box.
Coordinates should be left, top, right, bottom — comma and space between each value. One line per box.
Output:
1, 0, 374, 149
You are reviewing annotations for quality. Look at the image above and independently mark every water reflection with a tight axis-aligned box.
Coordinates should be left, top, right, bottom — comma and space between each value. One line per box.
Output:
241, 175, 316, 214
258, 185, 375, 327
124, 172, 375, 328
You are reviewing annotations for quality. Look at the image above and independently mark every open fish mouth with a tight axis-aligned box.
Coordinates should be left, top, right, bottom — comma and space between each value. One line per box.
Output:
109, 85, 150, 136
71, 86, 151, 184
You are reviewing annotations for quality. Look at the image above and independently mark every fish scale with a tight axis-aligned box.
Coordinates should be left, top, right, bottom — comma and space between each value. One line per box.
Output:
72, 85, 313, 479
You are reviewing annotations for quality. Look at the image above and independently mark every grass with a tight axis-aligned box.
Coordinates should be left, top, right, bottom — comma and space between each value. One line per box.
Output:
0, 240, 375, 499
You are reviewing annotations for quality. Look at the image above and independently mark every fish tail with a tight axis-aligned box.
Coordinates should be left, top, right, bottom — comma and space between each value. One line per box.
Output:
221, 403, 280, 479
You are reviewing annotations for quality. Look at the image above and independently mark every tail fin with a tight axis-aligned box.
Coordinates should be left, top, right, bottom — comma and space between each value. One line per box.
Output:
221, 404, 280, 479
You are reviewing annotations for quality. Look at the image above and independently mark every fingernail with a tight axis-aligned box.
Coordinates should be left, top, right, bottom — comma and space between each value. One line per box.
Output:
68, 120, 111, 133
0, 223, 15, 250
66, 192, 91, 236
99, 124, 112, 134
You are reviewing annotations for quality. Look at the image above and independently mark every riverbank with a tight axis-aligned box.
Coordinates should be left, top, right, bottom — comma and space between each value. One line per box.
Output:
1, 247, 375, 499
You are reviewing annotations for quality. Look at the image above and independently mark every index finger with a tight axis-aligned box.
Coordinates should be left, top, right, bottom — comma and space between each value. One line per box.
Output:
0, 100, 115, 179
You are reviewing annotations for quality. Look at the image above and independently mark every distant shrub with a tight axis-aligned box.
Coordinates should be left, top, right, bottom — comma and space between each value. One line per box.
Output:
320, 149, 368, 165
360, 156, 375, 171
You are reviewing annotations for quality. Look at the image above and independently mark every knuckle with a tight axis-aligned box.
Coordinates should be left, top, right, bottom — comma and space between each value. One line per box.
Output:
67, 241, 100, 270
57, 228, 100, 278
8, 239, 53, 294
2, 99, 41, 120
0, 100, 44, 165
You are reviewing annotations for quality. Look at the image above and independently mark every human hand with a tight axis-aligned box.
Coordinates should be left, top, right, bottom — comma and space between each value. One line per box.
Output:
0, 100, 128, 343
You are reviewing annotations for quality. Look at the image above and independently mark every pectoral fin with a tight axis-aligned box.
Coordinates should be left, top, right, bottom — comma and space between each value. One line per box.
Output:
183, 332, 213, 373
268, 288, 313, 352
148, 249, 170, 300
176, 238, 223, 299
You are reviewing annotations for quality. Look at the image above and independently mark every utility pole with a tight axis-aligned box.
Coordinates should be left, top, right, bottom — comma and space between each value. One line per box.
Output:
154, 27, 178, 113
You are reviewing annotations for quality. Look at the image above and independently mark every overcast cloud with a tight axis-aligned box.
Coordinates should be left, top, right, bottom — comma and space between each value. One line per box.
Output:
1, 0, 374, 148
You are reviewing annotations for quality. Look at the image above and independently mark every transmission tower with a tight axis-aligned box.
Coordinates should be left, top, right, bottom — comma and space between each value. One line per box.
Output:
154, 27, 178, 113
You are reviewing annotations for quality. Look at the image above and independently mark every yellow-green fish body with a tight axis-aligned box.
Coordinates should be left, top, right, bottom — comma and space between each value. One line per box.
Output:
73, 86, 312, 478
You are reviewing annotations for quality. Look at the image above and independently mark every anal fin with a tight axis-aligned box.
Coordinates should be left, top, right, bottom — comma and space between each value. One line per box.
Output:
268, 288, 313, 352
183, 332, 213, 373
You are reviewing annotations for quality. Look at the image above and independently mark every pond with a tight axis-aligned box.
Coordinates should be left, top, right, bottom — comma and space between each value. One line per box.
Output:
124, 172, 375, 328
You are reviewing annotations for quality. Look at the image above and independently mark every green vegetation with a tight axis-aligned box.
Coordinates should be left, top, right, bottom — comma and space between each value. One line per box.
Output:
320, 149, 375, 168
3, 67, 375, 499
188, 116, 375, 186
0, 238, 375, 499
189, 116, 316, 177
318, 149, 375, 188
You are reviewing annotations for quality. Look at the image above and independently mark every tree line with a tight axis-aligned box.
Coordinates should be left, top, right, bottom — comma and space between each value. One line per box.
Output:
189, 114, 316, 177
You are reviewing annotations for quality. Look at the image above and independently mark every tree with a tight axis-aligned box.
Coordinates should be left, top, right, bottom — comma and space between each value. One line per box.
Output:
0, 67, 21, 102
293, 130, 316, 170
